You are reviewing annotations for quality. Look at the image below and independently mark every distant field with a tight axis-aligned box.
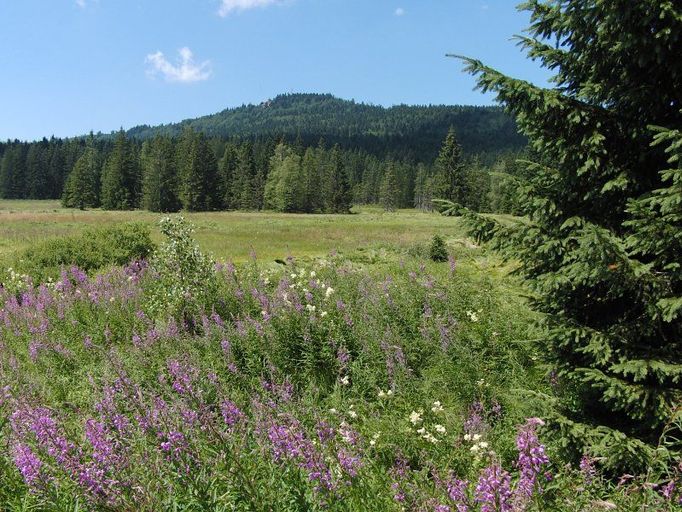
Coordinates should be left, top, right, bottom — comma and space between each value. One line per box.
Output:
0, 200, 477, 263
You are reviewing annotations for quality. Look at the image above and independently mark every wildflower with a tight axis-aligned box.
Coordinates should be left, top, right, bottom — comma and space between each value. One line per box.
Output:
475, 464, 512, 512
378, 390, 386, 398
12, 443, 43, 488
464, 434, 472, 441
340, 375, 350, 386
514, 418, 550, 508
435, 424, 446, 434
348, 410, 358, 419
417, 427, 427, 435
479, 441, 489, 449
220, 400, 245, 429
409, 410, 423, 425
466, 310, 479, 322
424, 432, 439, 444
320, 311, 328, 318
431, 401, 444, 413
325, 286, 334, 299
306, 304, 316, 312
329, 408, 337, 414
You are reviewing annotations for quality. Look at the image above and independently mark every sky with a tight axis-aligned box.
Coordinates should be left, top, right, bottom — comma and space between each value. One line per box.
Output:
0, 0, 551, 141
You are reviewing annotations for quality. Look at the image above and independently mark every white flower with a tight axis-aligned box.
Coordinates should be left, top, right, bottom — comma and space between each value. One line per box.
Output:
416, 427, 426, 435
348, 410, 358, 419
290, 273, 297, 279
325, 287, 334, 299
470, 444, 480, 452
431, 401, 444, 413
424, 433, 439, 444
310, 271, 316, 278
479, 441, 489, 449
320, 311, 328, 318
464, 434, 472, 442
473, 434, 482, 442
340, 375, 350, 386
466, 310, 479, 322
409, 410, 423, 425
378, 390, 386, 398
329, 408, 337, 414
369, 439, 376, 446
386, 389, 393, 396
434, 424, 446, 434
306, 304, 316, 312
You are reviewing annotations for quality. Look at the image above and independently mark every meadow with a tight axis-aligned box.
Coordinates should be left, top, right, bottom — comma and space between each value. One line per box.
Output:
0, 200, 476, 263
0, 201, 679, 511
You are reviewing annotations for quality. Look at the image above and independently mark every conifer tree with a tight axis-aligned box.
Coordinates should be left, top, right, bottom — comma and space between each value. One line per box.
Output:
62, 147, 100, 209
456, 0, 682, 471
326, 144, 352, 213
141, 135, 179, 212
218, 144, 238, 209
25, 140, 50, 199
379, 162, 400, 212
177, 131, 219, 211
433, 127, 467, 205
0, 145, 26, 199
231, 143, 256, 210
100, 130, 140, 210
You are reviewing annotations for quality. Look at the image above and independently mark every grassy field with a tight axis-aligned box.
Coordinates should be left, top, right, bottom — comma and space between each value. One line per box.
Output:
0, 200, 475, 263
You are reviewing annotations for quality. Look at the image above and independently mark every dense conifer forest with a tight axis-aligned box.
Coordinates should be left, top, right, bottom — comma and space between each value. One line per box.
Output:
0, 94, 526, 213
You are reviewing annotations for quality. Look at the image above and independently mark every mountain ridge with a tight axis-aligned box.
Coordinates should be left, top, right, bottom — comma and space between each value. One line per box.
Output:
126, 93, 525, 162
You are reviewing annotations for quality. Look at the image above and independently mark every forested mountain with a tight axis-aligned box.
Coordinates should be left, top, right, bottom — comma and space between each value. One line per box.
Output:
0, 93, 527, 212
127, 93, 525, 162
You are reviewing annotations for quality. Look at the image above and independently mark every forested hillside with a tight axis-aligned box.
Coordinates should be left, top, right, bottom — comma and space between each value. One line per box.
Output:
0, 94, 527, 212
127, 93, 525, 162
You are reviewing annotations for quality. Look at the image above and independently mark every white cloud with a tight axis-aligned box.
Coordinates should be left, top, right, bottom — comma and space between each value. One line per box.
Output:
218, 0, 288, 16
145, 47, 212, 84
75, 0, 86, 7
394, 7, 405, 16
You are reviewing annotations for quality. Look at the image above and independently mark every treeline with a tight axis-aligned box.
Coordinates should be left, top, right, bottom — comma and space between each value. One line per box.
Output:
0, 127, 527, 214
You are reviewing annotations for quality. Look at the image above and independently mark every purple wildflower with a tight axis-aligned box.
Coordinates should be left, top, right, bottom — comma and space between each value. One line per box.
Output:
475, 464, 513, 512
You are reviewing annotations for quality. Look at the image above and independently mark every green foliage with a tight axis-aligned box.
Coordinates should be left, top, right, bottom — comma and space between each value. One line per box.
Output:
14, 223, 153, 281
455, 0, 682, 472
61, 146, 100, 209
144, 216, 219, 324
127, 93, 526, 161
141, 135, 180, 212
264, 143, 308, 212
429, 234, 448, 262
178, 130, 220, 212
100, 130, 141, 210
379, 162, 400, 212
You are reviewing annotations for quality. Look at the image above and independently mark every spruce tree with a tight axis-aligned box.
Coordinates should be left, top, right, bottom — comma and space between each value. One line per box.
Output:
100, 130, 140, 210
326, 144, 352, 213
62, 147, 100, 209
433, 127, 467, 205
218, 144, 238, 209
455, 0, 682, 471
379, 162, 400, 212
178, 132, 218, 212
141, 135, 179, 213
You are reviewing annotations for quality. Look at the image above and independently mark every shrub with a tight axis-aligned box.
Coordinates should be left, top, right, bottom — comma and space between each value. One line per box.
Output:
13, 223, 153, 282
144, 216, 219, 325
429, 235, 449, 262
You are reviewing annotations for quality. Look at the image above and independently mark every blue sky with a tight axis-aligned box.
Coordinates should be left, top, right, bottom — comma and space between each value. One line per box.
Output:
0, 1, 550, 141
